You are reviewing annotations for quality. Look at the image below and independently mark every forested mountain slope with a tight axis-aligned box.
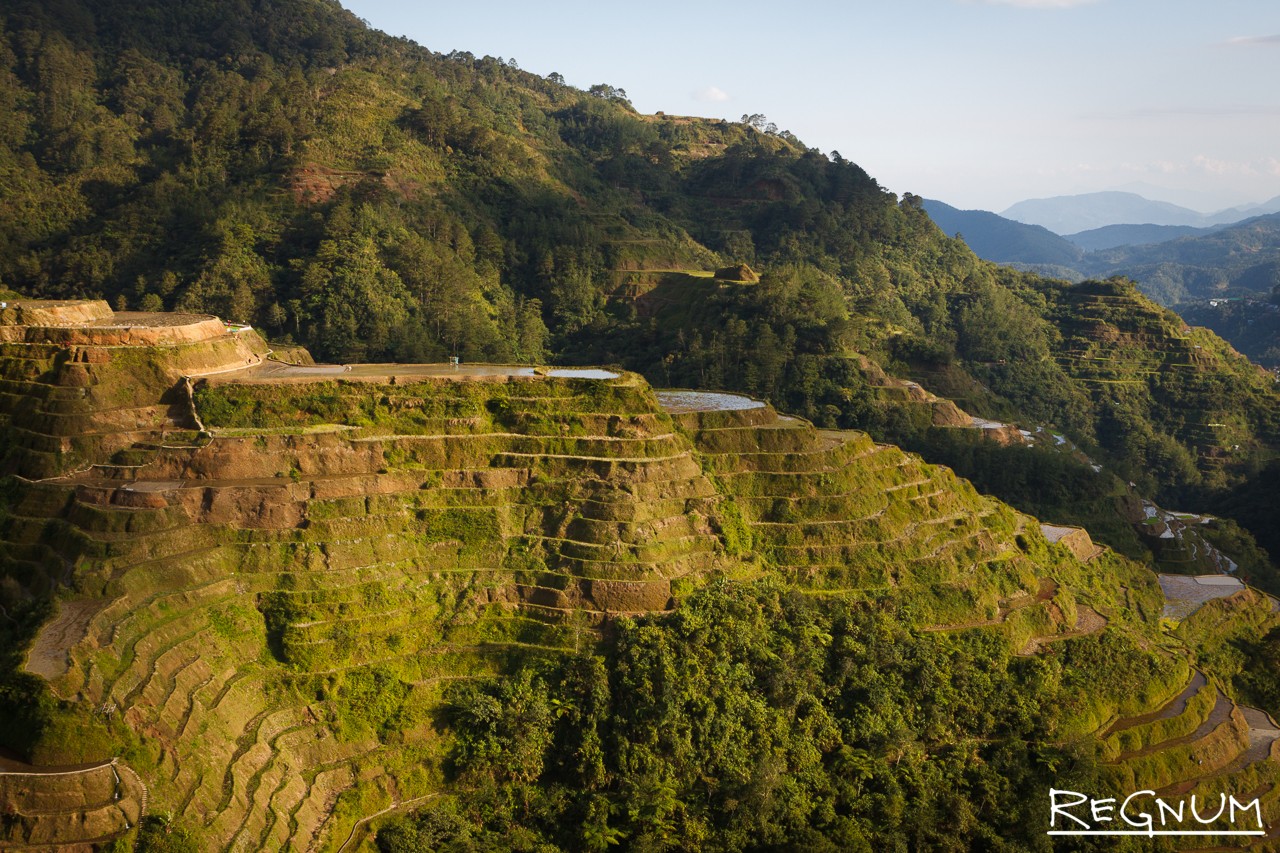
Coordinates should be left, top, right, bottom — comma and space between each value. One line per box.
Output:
2, 306, 1277, 852
923, 198, 1084, 266
1092, 213, 1280, 305
3, 1, 1280, 849
2, 0, 1278, 519
1180, 297, 1280, 368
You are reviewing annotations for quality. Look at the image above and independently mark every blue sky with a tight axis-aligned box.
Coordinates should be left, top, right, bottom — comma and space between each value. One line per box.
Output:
341, 0, 1280, 213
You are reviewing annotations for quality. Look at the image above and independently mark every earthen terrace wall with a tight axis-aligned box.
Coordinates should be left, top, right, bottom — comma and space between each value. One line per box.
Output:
0, 305, 228, 346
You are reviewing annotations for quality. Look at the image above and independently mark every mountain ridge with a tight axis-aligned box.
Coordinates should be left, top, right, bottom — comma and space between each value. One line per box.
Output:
1000, 190, 1280, 235
1064, 221, 1221, 252
922, 198, 1083, 266
3, 298, 1277, 851
3, 0, 1280, 848
926, 199, 1280, 312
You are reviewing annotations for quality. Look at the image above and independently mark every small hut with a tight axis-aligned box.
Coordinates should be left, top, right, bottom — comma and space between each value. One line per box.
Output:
714, 263, 760, 283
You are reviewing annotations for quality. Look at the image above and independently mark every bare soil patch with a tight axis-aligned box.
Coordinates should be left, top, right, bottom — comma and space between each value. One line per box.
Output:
25, 599, 108, 681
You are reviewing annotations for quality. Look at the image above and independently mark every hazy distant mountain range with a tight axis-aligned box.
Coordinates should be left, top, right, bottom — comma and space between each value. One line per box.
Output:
924, 195, 1280, 307
926, 195, 1280, 367
919, 200, 1084, 266
999, 190, 1280, 235
1064, 223, 1217, 252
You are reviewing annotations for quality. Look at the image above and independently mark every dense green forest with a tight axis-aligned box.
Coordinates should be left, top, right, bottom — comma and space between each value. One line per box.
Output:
4, 1, 1280, 848
1180, 296, 1280, 368
3, 0, 1276, 540
378, 577, 1170, 853
1090, 214, 1280, 306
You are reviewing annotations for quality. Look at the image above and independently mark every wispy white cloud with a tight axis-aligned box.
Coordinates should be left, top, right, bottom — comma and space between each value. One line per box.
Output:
1186, 156, 1280, 178
1192, 154, 1248, 175
1225, 34, 1280, 46
692, 86, 730, 103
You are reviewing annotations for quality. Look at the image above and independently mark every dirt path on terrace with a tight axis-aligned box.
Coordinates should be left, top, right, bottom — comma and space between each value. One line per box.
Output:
1120, 689, 1232, 763
1019, 604, 1107, 655
0, 753, 115, 775
1222, 706, 1280, 774
1103, 670, 1208, 738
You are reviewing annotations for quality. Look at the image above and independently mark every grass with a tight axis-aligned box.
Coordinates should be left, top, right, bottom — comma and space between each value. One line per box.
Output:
3, 354, 1251, 850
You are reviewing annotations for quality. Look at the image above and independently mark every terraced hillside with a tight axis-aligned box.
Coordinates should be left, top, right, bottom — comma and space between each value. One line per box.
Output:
3, 365, 742, 846
0, 299, 268, 480
666, 394, 1044, 627
0, 756, 148, 850
1042, 278, 1280, 484
1096, 586, 1280, 848
1, 303, 1278, 850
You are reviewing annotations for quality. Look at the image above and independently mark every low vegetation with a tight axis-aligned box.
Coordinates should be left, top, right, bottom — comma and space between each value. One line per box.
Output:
2, 0, 1280, 847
